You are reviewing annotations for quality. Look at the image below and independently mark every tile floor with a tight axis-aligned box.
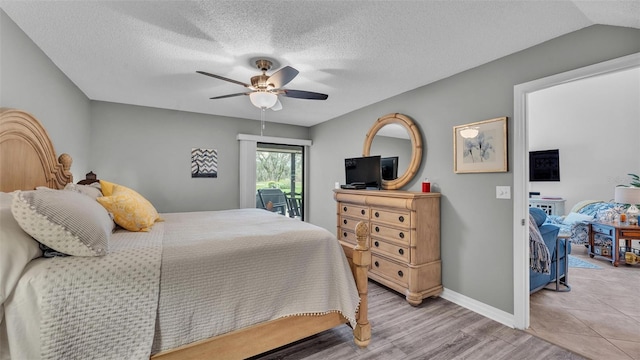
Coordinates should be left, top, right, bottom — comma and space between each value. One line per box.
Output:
528, 245, 640, 360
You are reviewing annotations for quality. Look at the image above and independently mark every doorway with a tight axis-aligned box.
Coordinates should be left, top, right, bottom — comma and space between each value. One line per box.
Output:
512, 53, 640, 329
256, 143, 304, 220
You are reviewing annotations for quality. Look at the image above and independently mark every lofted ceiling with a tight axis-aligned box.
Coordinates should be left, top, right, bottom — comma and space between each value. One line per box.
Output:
1, 1, 638, 127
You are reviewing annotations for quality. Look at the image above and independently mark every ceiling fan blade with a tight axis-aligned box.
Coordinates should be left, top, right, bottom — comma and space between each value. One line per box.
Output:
282, 89, 328, 100
209, 92, 250, 100
197, 71, 251, 88
267, 66, 299, 89
271, 98, 283, 111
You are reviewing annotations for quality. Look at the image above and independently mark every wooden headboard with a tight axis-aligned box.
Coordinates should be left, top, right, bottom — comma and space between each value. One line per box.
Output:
0, 108, 73, 192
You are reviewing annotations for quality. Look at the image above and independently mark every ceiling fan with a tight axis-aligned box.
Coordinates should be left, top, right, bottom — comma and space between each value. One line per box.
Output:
197, 59, 328, 111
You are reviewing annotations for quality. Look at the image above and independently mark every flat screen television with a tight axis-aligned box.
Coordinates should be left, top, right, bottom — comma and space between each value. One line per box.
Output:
345, 155, 381, 189
381, 156, 399, 180
529, 149, 560, 182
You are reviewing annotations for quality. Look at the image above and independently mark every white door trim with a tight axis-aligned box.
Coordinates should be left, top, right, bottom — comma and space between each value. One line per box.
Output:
512, 52, 640, 329
237, 134, 312, 147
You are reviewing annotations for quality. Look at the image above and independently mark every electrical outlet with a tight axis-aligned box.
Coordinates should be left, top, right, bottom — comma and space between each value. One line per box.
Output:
496, 186, 511, 199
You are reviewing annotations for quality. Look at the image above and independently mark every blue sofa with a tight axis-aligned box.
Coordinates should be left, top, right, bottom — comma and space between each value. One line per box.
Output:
529, 207, 570, 293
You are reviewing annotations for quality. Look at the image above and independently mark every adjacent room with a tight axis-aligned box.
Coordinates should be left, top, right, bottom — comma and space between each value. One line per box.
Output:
1, 1, 639, 359
525, 65, 640, 358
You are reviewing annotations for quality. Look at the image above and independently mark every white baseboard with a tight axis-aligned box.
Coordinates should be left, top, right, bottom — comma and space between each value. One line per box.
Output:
440, 287, 515, 328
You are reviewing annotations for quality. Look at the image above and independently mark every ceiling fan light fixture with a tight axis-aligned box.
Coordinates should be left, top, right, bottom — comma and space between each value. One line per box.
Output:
249, 92, 278, 109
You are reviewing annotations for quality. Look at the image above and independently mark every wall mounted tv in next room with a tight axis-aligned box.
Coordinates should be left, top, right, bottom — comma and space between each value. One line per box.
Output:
344, 155, 381, 189
529, 149, 560, 182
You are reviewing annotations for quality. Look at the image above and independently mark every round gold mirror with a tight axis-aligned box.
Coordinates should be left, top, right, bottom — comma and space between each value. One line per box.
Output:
363, 113, 422, 190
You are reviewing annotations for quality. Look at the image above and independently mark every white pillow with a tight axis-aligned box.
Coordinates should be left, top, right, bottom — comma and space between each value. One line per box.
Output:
11, 190, 114, 257
0, 192, 43, 322
64, 183, 103, 200
562, 212, 594, 225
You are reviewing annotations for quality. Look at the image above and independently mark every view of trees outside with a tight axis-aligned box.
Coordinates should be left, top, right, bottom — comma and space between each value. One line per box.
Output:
256, 150, 303, 194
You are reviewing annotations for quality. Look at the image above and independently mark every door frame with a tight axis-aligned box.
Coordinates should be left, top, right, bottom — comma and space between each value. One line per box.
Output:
512, 52, 639, 329
237, 134, 312, 216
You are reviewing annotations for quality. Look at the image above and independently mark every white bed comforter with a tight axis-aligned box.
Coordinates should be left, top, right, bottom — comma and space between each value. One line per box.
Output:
2, 209, 360, 359
151, 209, 360, 353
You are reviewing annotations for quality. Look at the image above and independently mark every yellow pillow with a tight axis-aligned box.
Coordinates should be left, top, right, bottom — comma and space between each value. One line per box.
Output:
97, 185, 160, 232
99, 180, 117, 196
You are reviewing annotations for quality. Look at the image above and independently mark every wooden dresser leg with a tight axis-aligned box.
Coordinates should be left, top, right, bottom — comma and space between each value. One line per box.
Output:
406, 293, 423, 306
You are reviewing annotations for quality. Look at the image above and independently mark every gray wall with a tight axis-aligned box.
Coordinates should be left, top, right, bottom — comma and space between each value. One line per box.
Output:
0, 10, 91, 181
89, 101, 309, 213
308, 25, 640, 314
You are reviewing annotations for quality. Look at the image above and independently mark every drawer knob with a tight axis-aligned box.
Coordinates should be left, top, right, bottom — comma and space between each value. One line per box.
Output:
361, 209, 365, 215
375, 212, 380, 217
399, 232, 405, 239
343, 219, 347, 225
343, 206, 347, 212
375, 226, 380, 233
374, 241, 379, 247
399, 216, 405, 222
398, 270, 404, 277
398, 249, 404, 255
343, 232, 347, 238
374, 261, 379, 268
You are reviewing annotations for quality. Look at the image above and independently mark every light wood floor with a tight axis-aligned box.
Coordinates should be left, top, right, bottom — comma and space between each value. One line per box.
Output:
252, 282, 584, 359
528, 246, 640, 360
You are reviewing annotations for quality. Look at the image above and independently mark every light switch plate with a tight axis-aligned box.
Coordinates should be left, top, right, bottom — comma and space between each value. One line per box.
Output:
496, 186, 511, 199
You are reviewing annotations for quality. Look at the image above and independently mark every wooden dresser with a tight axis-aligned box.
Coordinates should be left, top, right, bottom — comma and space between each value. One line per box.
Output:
334, 189, 441, 305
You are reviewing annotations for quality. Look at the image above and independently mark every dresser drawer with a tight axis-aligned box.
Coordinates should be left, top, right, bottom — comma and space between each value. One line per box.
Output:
371, 254, 408, 287
372, 238, 410, 263
339, 228, 358, 245
339, 203, 369, 219
371, 208, 411, 227
340, 216, 364, 233
370, 223, 410, 244
592, 224, 614, 236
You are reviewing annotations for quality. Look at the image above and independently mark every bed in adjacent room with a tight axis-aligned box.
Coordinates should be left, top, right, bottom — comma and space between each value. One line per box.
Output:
0, 108, 371, 360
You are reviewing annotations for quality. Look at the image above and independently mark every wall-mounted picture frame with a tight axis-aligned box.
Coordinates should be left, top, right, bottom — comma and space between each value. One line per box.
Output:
453, 117, 508, 173
191, 148, 218, 178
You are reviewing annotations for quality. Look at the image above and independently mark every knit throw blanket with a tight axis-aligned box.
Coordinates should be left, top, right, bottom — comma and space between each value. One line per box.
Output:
529, 214, 550, 274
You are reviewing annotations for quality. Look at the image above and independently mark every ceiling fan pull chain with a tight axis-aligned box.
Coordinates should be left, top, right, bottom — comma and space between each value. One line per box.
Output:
260, 107, 266, 136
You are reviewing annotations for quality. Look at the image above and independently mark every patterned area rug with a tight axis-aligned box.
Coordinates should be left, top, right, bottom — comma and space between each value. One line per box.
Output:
568, 255, 601, 269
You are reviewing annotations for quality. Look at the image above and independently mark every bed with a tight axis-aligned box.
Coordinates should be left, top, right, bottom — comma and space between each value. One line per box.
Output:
0, 108, 371, 360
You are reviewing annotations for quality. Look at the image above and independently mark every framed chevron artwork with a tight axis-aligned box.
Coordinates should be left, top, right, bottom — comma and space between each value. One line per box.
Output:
191, 148, 218, 178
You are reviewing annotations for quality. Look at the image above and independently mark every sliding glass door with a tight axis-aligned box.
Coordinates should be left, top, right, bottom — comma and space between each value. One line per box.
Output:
256, 143, 304, 220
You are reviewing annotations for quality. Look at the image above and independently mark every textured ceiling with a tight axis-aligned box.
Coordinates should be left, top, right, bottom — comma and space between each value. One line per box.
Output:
1, 1, 638, 127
